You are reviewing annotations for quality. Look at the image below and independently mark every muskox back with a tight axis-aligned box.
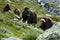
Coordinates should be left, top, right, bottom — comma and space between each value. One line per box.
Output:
27, 12, 37, 24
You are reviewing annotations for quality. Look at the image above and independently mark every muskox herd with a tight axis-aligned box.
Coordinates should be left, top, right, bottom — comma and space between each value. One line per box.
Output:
3, 4, 54, 31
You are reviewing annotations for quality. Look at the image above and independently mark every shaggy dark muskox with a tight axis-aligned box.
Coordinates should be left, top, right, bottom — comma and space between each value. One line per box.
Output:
3, 4, 11, 12
40, 18, 53, 31
27, 12, 37, 24
22, 7, 37, 24
22, 7, 30, 22
14, 8, 20, 16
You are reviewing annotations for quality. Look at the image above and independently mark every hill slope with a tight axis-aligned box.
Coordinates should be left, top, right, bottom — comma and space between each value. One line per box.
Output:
0, 0, 60, 40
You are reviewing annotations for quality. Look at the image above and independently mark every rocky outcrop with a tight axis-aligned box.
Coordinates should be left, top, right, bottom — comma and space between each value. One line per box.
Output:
36, 22, 60, 40
33, 0, 60, 16
33, 0, 60, 6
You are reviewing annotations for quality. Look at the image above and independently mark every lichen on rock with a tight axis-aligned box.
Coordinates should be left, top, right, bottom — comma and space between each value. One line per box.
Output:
36, 22, 60, 40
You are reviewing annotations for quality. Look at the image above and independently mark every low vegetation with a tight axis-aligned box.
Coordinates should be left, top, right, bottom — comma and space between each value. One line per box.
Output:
0, 0, 60, 40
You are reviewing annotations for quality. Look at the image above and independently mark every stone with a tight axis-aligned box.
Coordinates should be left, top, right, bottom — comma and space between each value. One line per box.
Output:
36, 22, 60, 40
2, 37, 22, 40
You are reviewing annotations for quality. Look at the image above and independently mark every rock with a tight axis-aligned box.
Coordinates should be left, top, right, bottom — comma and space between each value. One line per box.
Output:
33, 0, 60, 6
2, 37, 22, 40
36, 22, 60, 40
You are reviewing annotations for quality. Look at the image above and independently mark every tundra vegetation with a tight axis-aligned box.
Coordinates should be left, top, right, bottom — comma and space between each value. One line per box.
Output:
0, 0, 60, 40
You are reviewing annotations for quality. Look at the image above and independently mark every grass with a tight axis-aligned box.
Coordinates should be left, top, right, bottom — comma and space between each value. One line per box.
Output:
0, 12, 43, 40
0, 0, 60, 40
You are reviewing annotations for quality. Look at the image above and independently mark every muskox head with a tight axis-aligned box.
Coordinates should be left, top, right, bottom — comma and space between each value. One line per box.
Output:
14, 8, 20, 16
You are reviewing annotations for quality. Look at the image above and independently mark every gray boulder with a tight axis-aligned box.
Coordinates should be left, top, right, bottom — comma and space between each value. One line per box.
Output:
2, 37, 22, 40
36, 22, 60, 40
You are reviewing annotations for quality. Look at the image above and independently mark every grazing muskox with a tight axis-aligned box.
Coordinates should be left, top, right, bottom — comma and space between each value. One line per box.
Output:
22, 7, 37, 24
27, 11, 37, 24
3, 4, 11, 12
14, 8, 20, 16
40, 17, 53, 31
22, 7, 30, 22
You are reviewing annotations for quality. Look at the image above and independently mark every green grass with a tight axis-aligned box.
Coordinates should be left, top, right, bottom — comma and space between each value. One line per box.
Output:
0, 12, 43, 40
0, 0, 60, 40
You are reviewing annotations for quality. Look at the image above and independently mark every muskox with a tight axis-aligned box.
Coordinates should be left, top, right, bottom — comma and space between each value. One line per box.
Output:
22, 7, 37, 24
22, 7, 30, 22
40, 18, 53, 31
27, 12, 37, 24
3, 4, 11, 12
14, 8, 20, 16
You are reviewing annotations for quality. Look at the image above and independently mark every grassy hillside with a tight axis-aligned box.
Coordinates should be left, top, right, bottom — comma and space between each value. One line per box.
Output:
0, 0, 44, 40
0, 12, 44, 40
0, 0, 60, 40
